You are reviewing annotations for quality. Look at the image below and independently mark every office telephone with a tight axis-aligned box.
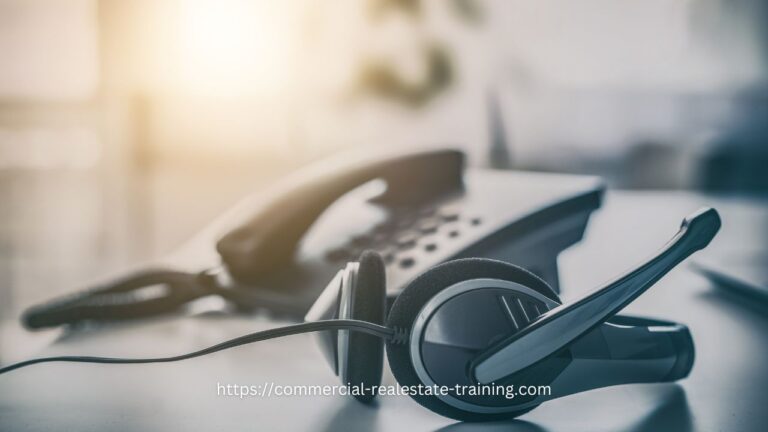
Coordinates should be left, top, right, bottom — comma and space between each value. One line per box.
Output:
22, 147, 604, 328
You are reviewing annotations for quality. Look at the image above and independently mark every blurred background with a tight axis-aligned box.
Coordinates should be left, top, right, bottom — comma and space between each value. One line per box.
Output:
0, 0, 766, 335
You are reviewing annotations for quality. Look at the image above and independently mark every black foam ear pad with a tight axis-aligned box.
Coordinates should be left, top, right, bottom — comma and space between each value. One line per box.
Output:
346, 250, 386, 403
385, 258, 560, 421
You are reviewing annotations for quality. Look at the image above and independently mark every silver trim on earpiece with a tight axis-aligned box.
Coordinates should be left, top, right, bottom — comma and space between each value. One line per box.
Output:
409, 278, 559, 414
337, 262, 359, 383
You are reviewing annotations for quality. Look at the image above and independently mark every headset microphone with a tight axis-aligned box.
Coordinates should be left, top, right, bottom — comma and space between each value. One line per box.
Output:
471, 207, 720, 384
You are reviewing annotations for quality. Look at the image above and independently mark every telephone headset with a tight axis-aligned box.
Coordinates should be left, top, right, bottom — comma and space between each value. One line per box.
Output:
1, 207, 721, 422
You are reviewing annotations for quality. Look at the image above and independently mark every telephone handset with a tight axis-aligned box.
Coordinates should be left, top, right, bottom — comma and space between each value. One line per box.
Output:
216, 148, 464, 283
205, 146, 604, 316
22, 147, 604, 328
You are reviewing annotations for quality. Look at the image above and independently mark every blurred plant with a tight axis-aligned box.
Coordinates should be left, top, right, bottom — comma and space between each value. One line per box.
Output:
353, 0, 484, 107
356, 43, 453, 108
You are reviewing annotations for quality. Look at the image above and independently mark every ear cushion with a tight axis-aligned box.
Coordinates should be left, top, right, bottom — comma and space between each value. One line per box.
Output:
386, 258, 559, 421
346, 250, 386, 403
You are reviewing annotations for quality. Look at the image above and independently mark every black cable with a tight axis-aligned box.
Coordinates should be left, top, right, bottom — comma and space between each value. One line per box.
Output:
0, 320, 404, 375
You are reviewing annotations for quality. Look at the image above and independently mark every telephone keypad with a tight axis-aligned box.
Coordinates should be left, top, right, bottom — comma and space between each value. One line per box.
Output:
323, 202, 483, 267
395, 233, 418, 249
417, 219, 439, 234
438, 204, 460, 222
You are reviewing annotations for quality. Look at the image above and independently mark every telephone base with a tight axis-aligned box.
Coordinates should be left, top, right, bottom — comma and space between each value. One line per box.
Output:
219, 169, 604, 318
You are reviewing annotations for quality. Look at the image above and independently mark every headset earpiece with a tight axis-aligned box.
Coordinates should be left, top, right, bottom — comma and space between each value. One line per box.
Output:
382, 209, 717, 421
344, 251, 386, 402
304, 250, 386, 402
386, 258, 560, 421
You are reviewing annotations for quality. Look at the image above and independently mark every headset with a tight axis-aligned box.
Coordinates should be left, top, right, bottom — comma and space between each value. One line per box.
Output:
0, 208, 720, 422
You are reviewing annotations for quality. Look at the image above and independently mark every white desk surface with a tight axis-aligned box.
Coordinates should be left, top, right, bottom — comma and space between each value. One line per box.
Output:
1, 191, 767, 431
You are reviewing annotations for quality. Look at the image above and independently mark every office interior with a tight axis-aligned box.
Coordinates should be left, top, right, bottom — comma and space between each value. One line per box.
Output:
0, 1, 766, 428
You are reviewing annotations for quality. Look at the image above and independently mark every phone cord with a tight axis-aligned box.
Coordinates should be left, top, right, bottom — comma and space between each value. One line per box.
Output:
0, 320, 407, 375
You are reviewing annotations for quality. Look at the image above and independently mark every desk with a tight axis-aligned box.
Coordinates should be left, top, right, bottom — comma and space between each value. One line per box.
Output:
1, 191, 767, 431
